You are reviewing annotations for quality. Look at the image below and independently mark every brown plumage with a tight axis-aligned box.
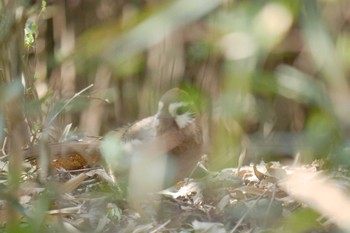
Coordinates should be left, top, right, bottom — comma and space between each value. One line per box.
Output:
155, 88, 203, 182
122, 88, 203, 183
24, 88, 203, 185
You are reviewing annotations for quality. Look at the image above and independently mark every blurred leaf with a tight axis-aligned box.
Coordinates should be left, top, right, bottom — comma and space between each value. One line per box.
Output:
0, 114, 4, 141
111, 54, 145, 77
107, 204, 122, 222
0, 81, 24, 107
192, 220, 226, 233
280, 208, 320, 233
305, 110, 341, 158
301, 0, 346, 89
216, 91, 255, 120
41, 0, 46, 12
336, 33, 350, 70
275, 65, 330, 107
75, 0, 224, 67
26, 191, 50, 233
251, 72, 277, 97
100, 131, 128, 174
254, 2, 293, 51
332, 142, 350, 167
188, 40, 215, 63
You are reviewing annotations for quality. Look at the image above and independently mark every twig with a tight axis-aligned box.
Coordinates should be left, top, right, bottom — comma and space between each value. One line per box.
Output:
229, 191, 266, 233
47, 84, 94, 126
59, 167, 97, 173
150, 219, 171, 233
186, 154, 209, 186
79, 95, 110, 104
0, 137, 8, 159
263, 184, 276, 227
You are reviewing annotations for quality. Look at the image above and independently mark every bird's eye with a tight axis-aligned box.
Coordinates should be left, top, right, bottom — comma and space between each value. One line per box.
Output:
169, 102, 195, 118
176, 105, 190, 115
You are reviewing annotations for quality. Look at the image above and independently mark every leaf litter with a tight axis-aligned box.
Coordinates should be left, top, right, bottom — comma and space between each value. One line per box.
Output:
1, 157, 350, 232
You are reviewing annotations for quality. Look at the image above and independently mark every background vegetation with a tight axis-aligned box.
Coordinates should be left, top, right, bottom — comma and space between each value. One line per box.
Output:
2, 0, 350, 232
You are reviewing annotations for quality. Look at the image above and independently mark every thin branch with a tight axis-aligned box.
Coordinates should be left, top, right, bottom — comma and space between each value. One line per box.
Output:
47, 84, 94, 126
229, 191, 266, 233
0, 137, 8, 159
80, 95, 110, 104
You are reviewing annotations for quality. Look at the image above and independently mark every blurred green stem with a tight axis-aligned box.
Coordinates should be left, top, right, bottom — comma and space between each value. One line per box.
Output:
0, 1, 30, 232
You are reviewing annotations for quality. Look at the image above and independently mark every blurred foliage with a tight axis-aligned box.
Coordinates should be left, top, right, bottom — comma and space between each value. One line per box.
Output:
277, 208, 321, 233
2, 0, 350, 232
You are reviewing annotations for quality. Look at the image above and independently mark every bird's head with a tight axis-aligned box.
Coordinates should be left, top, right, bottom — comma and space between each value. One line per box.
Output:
155, 88, 197, 131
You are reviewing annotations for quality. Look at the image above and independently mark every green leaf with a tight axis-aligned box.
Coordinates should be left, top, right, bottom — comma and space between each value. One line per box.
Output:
281, 208, 321, 233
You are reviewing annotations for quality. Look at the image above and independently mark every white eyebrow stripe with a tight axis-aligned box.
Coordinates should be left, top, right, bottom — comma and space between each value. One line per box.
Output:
168, 102, 188, 117
168, 102, 194, 128
158, 101, 164, 112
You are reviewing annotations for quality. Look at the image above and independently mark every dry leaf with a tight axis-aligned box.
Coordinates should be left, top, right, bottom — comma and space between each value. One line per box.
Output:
63, 221, 82, 233
0, 161, 8, 172
253, 165, 266, 181
48, 206, 82, 215
59, 173, 89, 193
192, 220, 226, 233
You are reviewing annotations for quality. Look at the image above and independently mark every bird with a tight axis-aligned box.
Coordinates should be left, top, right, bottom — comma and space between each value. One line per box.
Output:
155, 88, 203, 182
121, 88, 203, 185
24, 88, 204, 186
